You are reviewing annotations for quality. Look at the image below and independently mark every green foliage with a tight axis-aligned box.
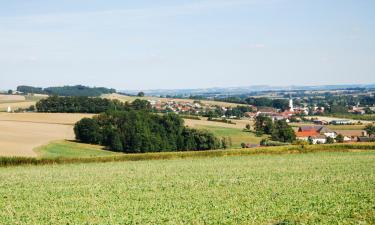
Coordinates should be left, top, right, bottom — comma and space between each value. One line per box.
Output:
221, 137, 232, 149
131, 99, 151, 111
365, 124, 375, 135
255, 115, 274, 134
271, 120, 296, 143
17, 85, 116, 96
335, 134, 345, 143
326, 136, 335, 144
74, 111, 220, 153
137, 91, 145, 97
74, 118, 102, 144
1, 152, 375, 224
260, 139, 289, 146
36, 96, 151, 113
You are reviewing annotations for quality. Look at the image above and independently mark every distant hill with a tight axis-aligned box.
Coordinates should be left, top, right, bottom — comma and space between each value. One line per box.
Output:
17, 85, 116, 97
122, 84, 375, 97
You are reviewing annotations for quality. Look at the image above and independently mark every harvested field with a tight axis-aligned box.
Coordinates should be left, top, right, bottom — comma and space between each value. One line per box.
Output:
0, 113, 93, 157
0, 112, 93, 125
0, 101, 35, 111
0, 94, 25, 101
0, 121, 73, 157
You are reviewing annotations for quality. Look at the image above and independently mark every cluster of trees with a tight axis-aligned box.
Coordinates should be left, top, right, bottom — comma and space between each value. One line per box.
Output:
74, 110, 221, 153
36, 96, 151, 113
17, 85, 116, 97
255, 115, 296, 143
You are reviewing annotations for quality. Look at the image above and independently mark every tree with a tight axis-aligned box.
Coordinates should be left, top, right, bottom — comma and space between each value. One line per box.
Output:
137, 92, 145, 97
245, 124, 251, 131
255, 115, 274, 134
221, 137, 232, 149
335, 134, 345, 143
7, 90, 13, 95
74, 118, 102, 144
131, 99, 151, 111
241, 143, 246, 148
364, 124, 375, 136
271, 120, 296, 143
326, 136, 335, 144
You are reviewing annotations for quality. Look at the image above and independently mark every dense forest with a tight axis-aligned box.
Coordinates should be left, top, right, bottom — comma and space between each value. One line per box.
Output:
17, 85, 116, 97
74, 111, 221, 153
36, 96, 151, 113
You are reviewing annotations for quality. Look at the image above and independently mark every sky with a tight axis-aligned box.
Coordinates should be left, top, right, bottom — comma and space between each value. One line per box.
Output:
0, 0, 374, 90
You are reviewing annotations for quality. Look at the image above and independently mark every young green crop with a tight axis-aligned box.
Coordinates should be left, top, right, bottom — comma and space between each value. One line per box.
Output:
0, 152, 374, 224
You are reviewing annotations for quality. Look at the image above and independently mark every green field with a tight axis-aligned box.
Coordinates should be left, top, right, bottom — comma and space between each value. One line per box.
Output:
197, 125, 265, 147
0, 151, 374, 224
36, 141, 120, 158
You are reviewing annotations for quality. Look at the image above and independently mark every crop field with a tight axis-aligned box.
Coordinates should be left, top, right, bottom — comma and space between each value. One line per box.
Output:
0, 113, 93, 157
0, 151, 374, 224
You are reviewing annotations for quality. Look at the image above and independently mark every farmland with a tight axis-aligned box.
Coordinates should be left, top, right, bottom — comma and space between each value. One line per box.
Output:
0, 94, 47, 111
103, 93, 247, 107
1, 151, 374, 224
0, 113, 93, 157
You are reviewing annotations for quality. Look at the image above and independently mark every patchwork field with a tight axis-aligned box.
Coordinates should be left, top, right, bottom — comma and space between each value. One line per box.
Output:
0, 113, 93, 157
103, 93, 247, 107
0, 151, 374, 224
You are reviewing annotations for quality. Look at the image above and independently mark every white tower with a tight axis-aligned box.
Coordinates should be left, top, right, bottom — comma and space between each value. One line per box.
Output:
7, 106, 12, 113
289, 98, 294, 112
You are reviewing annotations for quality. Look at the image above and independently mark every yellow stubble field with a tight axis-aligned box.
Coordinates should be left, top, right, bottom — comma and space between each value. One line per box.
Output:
0, 113, 93, 157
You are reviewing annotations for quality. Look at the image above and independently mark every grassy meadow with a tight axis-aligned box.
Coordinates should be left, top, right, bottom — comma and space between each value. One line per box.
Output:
36, 141, 120, 158
197, 125, 264, 147
0, 151, 374, 224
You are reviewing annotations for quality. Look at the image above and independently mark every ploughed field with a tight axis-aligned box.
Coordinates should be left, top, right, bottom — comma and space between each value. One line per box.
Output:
1, 151, 374, 224
0, 113, 93, 157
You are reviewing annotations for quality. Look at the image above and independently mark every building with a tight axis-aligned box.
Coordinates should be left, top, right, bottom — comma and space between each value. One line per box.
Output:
331, 120, 352, 125
289, 98, 294, 112
7, 106, 12, 113
295, 130, 327, 144
298, 126, 337, 138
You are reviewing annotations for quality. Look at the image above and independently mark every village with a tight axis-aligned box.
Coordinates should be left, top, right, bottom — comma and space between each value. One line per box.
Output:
146, 97, 375, 145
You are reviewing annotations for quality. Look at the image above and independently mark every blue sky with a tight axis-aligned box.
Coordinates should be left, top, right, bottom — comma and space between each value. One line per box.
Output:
0, 0, 374, 90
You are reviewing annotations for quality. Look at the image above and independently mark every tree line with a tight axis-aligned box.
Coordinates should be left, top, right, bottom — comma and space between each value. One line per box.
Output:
36, 96, 152, 113
74, 110, 221, 153
17, 85, 116, 97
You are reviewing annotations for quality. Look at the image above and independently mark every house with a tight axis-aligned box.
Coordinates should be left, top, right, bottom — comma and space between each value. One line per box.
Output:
298, 126, 336, 138
309, 135, 328, 144
295, 130, 327, 144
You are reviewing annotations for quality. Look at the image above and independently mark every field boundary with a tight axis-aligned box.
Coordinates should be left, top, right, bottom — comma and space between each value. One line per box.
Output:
1, 143, 375, 167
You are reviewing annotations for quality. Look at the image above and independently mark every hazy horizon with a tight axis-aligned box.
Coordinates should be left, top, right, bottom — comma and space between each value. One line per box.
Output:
1, 0, 375, 90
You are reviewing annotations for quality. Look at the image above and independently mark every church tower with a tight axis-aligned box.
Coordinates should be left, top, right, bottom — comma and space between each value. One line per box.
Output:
289, 98, 294, 112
